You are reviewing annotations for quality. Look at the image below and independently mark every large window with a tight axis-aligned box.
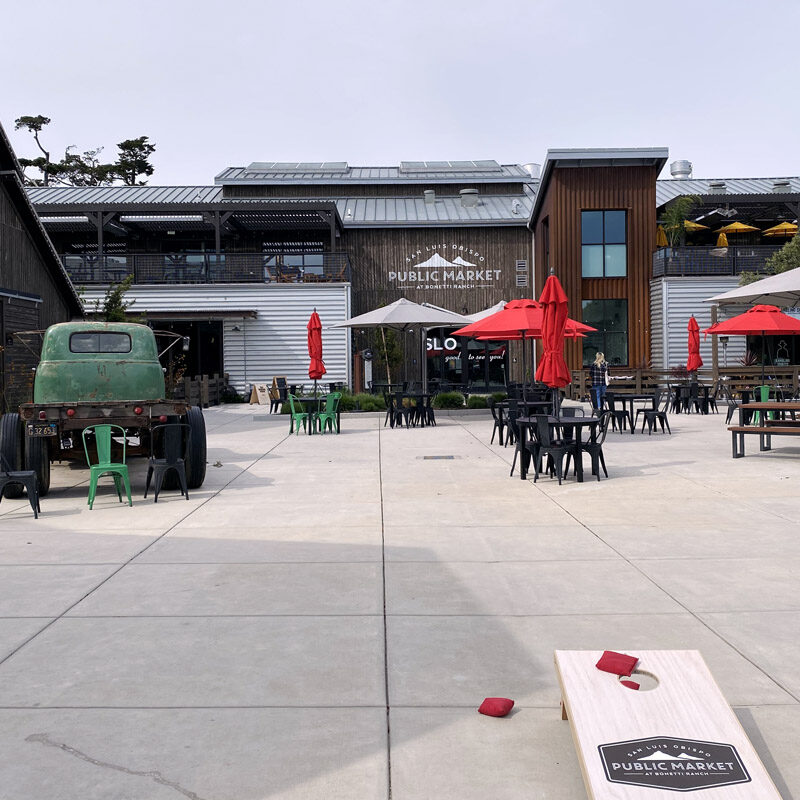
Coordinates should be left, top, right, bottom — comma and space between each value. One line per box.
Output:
581, 210, 626, 277
581, 299, 628, 366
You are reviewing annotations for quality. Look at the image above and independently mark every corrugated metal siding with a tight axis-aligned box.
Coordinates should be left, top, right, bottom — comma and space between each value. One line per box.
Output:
650, 279, 664, 368
656, 177, 800, 206
80, 284, 351, 394
661, 277, 746, 367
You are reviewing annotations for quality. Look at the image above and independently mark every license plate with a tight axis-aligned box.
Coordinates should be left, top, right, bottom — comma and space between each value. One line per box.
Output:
27, 422, 58, 437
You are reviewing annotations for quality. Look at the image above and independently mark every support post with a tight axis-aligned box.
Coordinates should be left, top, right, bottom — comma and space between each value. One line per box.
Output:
711, 305, 719, 384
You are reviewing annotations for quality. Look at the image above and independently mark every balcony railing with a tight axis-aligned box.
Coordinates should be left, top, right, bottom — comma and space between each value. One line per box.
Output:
652, 245, 783, 278
61, 252, 352, 285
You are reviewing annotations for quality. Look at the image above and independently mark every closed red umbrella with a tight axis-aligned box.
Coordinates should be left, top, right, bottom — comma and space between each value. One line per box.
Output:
704, 304, 800, 382
307, 310, 326, 393
686, 316, 703, 373
534, 274, 571, 388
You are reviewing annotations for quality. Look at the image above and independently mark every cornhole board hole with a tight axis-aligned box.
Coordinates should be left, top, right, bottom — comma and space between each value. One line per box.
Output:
554, 650, 781, 798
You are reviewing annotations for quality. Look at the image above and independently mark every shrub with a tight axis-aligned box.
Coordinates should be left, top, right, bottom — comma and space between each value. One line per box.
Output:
490, 392, 508, 403
467, 395, 488, 409
354, 393, 386, 411
433, 391, 465, 409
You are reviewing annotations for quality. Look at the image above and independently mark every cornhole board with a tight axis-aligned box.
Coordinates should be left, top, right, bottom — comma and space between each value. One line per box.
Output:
554, 650, 781, 798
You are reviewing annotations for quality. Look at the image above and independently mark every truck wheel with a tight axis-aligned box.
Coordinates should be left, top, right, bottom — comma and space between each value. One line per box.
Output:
24, 436, 51, 496
185, 406, 207, 489
0, 413, 25, 498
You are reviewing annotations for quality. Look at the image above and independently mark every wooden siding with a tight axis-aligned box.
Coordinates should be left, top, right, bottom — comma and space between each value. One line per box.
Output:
345, 225, 533, 382
0, 186, 73, 326
534, 165, 658, 369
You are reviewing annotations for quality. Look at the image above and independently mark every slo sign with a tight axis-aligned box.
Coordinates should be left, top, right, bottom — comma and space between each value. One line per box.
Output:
598, 736, 751, 792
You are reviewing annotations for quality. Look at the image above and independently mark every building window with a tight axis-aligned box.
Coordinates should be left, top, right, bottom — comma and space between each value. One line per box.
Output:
581, 299, 628, 366
581, 210, 626, 277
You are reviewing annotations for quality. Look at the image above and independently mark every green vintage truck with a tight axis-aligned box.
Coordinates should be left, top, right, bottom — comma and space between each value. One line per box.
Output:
0, 321, 206, 495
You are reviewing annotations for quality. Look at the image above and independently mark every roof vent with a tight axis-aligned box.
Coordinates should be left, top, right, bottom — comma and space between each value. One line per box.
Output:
773, 179, 791, 193
670, 160, 692, 179
522, 163, 541, 179
423, 189, 436, 204
460, 188, 479, 208
708, 180, 727, 195
511, 199, 521, 215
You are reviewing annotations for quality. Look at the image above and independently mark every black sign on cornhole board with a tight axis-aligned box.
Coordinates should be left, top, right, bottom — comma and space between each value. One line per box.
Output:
598, 736, 751, 792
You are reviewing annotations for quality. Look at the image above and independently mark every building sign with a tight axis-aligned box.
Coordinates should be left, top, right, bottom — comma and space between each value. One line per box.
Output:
598, 737, 750, 792
389, 244, 502, 290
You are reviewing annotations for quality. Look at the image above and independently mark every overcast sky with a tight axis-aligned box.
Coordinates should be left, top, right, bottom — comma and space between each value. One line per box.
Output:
2, 0, 797, 186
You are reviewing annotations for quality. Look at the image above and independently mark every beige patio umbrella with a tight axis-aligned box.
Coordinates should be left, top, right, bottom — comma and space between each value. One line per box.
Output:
716, 222, 759, 234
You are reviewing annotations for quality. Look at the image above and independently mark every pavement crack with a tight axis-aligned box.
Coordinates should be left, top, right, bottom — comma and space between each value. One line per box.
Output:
26, 733, 210, 800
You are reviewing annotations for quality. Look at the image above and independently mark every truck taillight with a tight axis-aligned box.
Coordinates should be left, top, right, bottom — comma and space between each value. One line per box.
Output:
66, 408, 75, 417
38, 411, 47, 420
134, 406, 143, 415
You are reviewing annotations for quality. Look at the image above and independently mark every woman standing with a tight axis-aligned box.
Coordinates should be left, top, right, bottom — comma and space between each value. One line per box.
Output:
589, 352, 609, 409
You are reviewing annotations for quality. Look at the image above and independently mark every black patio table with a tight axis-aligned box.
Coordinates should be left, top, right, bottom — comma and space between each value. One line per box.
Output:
388, 392, 435, 427
609, 393, 655, 434
516, 415, 600, 483
672, 384, 710, 414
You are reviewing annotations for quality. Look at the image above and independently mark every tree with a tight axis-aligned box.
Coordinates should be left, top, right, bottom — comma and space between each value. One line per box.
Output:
93, 275, 135, 321
659, 195, 701, 248
14, 115, 52, 185
115, 136, 156, 185
739, 234, 800, 285
13, 115, 156, 186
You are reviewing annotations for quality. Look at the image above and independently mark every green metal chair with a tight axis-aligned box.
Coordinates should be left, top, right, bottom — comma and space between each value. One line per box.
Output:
287, 394, 310, 435
315, 392, 342, 434
752, 385, 771, 424
82, 424, 132, 509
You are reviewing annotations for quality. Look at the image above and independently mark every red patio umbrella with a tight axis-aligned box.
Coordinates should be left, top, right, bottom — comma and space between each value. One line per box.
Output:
703, 304, 800, 382
686, 316, 703, 373
534, 274, 571, 389
451, 299, 593, 378
307, 309, 326, 394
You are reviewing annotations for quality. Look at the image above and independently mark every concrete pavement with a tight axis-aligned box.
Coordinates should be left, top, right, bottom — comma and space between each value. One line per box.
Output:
0, 405, 798, 799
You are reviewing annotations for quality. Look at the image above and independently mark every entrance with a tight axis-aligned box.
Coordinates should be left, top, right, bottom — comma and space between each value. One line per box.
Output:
156, 320, 223, 382
426, 329, 508, 392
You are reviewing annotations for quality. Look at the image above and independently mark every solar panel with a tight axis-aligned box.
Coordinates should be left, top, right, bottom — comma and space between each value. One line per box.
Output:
399, 160, 503, 174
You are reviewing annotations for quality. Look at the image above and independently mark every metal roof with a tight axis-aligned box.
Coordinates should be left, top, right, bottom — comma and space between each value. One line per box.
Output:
215, 163, 532, 184
528, 147, 670, 228
28, 184, 534, 226
335, 193, 533, 226
656, 176, 800, 206
28, 185, 224, 206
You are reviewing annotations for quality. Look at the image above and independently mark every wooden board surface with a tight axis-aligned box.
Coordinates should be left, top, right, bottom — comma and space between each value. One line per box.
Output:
555, 650, 782, 799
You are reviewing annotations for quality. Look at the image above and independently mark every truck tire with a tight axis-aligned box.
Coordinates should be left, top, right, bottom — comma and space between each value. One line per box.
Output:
24, 436, 51, 496
185, 406, 207, 489
0, 413, 25, 498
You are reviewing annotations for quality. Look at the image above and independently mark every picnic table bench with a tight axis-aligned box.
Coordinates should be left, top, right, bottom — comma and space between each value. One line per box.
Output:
729, 401, 800, 457
555, 650, 782, 799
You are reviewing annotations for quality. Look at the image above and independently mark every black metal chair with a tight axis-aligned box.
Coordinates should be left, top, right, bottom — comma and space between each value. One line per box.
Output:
0, 453, 40, 519
633, 392, 658, 431
533, 414, 571, 485
421, 394, 436, 427
604, 392, 629, 432
507, 400, 524, 476
488, 397, 507, 445
386, 393, 412, 428
571, 411, 611, 480
640, 390, 672, 435
144, 423, 190, 502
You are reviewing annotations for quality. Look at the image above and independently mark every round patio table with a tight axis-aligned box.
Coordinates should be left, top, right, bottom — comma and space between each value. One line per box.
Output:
516, 415, 600, 483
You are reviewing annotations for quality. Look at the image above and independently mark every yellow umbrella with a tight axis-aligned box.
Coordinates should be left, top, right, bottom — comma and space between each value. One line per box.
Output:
656, 225, 668, 247
762, 222, 798, 237
683, 220, 709, 232
716, 232, 729, 247
716, 222, 759, 234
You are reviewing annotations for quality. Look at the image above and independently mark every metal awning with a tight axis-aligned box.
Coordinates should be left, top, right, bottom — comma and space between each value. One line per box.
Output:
129, 310, 257, 321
